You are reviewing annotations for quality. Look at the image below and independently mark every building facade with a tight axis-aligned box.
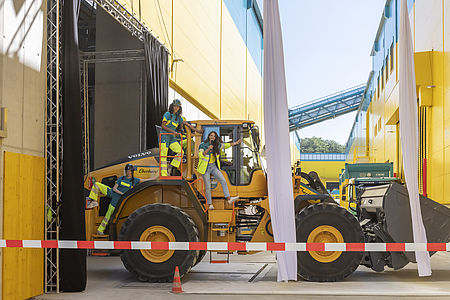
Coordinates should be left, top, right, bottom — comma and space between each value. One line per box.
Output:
116, 0, 264, 126
345, 0, 450, 204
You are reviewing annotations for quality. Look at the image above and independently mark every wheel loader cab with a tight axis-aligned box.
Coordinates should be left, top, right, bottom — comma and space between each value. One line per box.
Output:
194, 122, 267, 200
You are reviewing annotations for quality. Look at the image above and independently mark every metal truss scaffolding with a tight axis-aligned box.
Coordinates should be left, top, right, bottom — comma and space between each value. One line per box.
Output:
92, 0, 145, 41
45, 0, 166, 292
288, 84, 366, 131
46, 0, 62, 293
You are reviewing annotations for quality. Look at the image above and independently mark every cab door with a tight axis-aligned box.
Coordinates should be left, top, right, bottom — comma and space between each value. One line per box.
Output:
201, 125, 238, 198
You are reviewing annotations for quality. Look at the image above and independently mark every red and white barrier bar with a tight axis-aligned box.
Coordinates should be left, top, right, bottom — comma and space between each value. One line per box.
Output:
0, 240, 449, 252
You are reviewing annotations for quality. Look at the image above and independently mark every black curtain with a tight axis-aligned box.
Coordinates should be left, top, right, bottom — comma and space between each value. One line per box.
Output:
143, 32, 169, 149
60, 0, 87, 292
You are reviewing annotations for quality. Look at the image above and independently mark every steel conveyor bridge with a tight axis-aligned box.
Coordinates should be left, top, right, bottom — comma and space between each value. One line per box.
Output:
288, 84, 365, 131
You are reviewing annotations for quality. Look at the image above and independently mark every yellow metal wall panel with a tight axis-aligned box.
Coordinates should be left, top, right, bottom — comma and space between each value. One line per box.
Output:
430, 175, 444, 203
384, 124, 397, 163
172, 0, 221, 117
444, 174, 450, 204
113, 0, 264, 129
3, 152, 44, 300
139, 0, 172, 47
220, 4, 246, 119
445, 146, 450, 176
385, 87, 399, 125
246, 55, 262, 125
300, 161, 346, 185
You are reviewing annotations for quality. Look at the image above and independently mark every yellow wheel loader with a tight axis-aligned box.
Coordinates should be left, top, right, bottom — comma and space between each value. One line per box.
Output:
84, 120, 450, 282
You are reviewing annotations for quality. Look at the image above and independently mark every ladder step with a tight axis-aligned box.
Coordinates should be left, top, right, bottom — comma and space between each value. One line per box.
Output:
92, 252, 109, 256
210, 260, 228, 264
209, 250, 230, 264
92, 234, 109, 240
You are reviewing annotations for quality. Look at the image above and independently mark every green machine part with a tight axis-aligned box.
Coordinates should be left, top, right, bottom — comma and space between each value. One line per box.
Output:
340, 162, 394, 182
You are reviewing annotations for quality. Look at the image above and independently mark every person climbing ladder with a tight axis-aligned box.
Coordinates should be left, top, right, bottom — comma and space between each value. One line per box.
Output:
160, 99, 203, 176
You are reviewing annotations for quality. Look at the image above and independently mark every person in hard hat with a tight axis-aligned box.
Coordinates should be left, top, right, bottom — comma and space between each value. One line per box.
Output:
197, 131, 241, 210
160, 99, 202, 176
87, 164, 151, 235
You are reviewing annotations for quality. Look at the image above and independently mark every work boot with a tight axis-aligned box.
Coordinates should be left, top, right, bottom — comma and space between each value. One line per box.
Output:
228, 196, 239, 204
86, 198, 99, 209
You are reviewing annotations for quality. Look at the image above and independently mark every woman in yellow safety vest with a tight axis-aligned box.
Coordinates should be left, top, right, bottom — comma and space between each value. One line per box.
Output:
161, 99, 202, 176
197, 131, 241, 209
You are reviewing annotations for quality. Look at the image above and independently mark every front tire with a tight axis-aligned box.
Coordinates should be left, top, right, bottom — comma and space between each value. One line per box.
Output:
119, 203, 199, 282
296, 203, 364, 282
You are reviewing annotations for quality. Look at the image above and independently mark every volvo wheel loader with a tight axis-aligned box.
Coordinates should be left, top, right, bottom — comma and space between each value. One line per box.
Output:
84, 120, 450, 282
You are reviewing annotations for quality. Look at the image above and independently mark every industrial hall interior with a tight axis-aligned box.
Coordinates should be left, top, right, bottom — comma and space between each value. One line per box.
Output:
0, 0, 449, 299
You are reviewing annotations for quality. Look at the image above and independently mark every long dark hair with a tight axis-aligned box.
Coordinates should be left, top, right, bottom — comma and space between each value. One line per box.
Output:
168, 103, 183, 130
204, 131, 222, 155
169, 103, 182, 118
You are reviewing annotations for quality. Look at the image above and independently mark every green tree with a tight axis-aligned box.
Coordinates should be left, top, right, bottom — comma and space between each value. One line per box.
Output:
300, 137, 345, 153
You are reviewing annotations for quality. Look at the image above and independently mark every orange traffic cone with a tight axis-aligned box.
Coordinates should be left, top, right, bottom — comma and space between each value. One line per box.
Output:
171, 266, 183, 294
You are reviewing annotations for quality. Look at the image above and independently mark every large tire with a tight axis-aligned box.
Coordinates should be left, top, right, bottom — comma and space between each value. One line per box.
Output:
119, 203, 199, 282
296, 203, 364, 282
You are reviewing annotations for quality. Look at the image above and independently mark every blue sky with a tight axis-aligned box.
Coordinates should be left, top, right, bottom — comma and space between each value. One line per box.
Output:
276, 0, 386, 144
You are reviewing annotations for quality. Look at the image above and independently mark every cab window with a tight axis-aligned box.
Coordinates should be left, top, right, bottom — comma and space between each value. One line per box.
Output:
219, 127, 237, 185
239, 128, 262, 185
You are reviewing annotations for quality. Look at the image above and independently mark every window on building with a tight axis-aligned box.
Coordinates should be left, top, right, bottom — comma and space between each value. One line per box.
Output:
386, 57, 390, 83
381, 66, 385, 90
390, 42, 394, 73
377, 77, 380, 99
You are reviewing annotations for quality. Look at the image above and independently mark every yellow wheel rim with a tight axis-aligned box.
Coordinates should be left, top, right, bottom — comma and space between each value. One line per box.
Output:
139, 225, 175, 263
307, 225, 344, 263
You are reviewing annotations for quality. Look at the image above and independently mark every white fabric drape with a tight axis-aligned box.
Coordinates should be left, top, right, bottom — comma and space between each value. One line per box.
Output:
399, 0, 432, 277
263, 0, 297, 281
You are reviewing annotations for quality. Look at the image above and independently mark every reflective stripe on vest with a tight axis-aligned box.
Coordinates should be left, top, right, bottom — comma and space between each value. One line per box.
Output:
197, 152, 221, 175
197, 151, 208, 174
121, 182, 131, 188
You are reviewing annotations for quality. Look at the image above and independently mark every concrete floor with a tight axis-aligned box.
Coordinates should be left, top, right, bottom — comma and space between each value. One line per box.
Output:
35, 252, 450, 300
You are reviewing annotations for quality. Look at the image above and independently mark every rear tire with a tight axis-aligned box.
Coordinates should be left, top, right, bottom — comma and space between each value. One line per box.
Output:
193, 250, 207, 267
296, 203, 364, 282
119, 203, 199, 282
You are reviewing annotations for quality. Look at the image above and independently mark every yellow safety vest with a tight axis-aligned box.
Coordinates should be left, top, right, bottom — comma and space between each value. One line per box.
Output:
197, 143, 231, 175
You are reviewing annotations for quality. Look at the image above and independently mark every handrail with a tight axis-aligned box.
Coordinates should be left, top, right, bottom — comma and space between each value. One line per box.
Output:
159, 132, 183, 180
